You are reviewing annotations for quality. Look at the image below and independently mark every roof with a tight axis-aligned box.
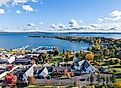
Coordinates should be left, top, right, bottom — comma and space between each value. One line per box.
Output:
15, 59, 30, 62
59, 62, 66, 65
34, 67, 49, 77
24, 64, 34, 77
74, 60, 99, 73
42, 63, 51, 67
66, 61, 74, 65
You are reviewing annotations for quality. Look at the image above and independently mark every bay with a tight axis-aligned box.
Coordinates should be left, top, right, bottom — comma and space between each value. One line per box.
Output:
0, 32, 121, 52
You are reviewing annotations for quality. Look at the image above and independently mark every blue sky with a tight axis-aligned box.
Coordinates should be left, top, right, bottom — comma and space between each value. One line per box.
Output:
0, 0, 121, 31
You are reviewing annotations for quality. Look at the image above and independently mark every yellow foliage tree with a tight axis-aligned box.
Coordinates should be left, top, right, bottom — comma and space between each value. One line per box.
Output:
86, 52, 94, 60
115, 82, 121, 88
64, 52, 70, 59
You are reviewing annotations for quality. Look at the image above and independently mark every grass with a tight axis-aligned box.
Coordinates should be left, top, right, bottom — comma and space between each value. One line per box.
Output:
102, 64, 121, 68
49, 55, 73, 64
111, 68, 121, 72
116, 78, 121, 82
49, 56, 63, 64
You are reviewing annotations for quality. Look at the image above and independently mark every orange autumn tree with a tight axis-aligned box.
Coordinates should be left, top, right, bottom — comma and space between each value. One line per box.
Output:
85, 51, 94, 60
115, 82, 121, 88
64, 52, 70, 60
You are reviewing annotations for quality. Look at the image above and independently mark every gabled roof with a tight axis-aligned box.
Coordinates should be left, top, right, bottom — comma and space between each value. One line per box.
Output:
35, 67, 49, 77
74, 60, 99, 73
24, 64, 34, 77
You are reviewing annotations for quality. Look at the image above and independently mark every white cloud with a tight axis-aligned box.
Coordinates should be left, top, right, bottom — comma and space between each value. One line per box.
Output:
32, 0, 38, 2
0, 8, 4, 14
102, 10, 121, 22
58, 23, 66, 29
27, 23, 35, 26
16, 10, 21, 14
97, 18, 103, 23
69, 19, 79, 28
12, 0, 28, 5
50, 23, 66, 31
110, 10, 121, 17
104, 17, 112, 20
22, 5, 33, 12
0, 0, 42, 14
24, 23, 38, 30
0, 0, 9, 4
50, 24, 57, 29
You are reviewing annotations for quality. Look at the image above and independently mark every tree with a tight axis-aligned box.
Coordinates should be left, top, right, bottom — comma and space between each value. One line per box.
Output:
85, 51, 94, 60
90, 74, 94, 85
96, 38, 101, 44
38, 53, 47, 63
109, 59, 115, 65
53, 48, 59, 56
94, 53, 103, 61
115, 82, 121, 88
80, 50, 85, 59
75, 52, 80, 59
62, 49, 65, 55
64, 52, 70, 60
28, 76, 36, 85
91, 43, 101, 51
110, 74, 116, 84
103, 48, 109, 57
118, 51, 121, 59
115, 59, 120, 64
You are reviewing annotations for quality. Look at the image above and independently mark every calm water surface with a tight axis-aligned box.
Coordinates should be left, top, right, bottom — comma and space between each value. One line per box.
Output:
0, 33, 121, 52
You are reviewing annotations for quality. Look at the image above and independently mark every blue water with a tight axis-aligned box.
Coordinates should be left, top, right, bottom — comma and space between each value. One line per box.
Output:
0, 32, 121, 52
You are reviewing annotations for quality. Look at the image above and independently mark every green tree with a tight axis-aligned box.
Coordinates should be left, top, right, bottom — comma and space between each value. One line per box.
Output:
53, 48, 59, 56
118, 51, 121, 59
115, 59, 120, 64
103, 48, 109, 57
94, 53, 103, 61
109, 49, 115, 58
91, 43, 101, 51
75, 52, 80, 59
38, 52, 47, 63
109, 59, 115, 65
80, 49, 85, 59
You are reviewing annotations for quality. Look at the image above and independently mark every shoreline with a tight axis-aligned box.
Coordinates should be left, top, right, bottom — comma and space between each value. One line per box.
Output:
1, 31, 121, 34
27, 35, 118, 44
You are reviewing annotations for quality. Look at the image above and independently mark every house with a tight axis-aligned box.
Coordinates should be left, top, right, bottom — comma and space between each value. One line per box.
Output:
34, 67, 49, 79
74, 60, 99, 74
14, 59, 31, 65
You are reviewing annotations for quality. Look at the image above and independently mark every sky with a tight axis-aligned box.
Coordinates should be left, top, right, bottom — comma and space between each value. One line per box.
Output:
0, 0, 121, 32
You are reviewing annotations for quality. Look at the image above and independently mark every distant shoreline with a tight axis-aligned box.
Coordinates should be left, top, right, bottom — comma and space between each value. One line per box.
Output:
27, 35, 118, 45
1, 31, 121, 34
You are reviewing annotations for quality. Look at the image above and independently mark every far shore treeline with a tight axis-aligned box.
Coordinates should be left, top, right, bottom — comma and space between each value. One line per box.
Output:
28, 35, 121, 60
27, 35, 121, 45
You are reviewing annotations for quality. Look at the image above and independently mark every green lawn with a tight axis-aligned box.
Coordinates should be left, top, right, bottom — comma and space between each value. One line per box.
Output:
116, 78, 121, 82
49, 55, 73, 64
49, 56, 63, 64
102, 64, 121, 68
111, 68, 121, 73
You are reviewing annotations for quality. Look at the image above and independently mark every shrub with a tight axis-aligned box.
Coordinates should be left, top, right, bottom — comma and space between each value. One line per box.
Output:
109, 59, 115, 65
115, 59, 120, 64
115, 82, 121, 88
28, 76, 36, 85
